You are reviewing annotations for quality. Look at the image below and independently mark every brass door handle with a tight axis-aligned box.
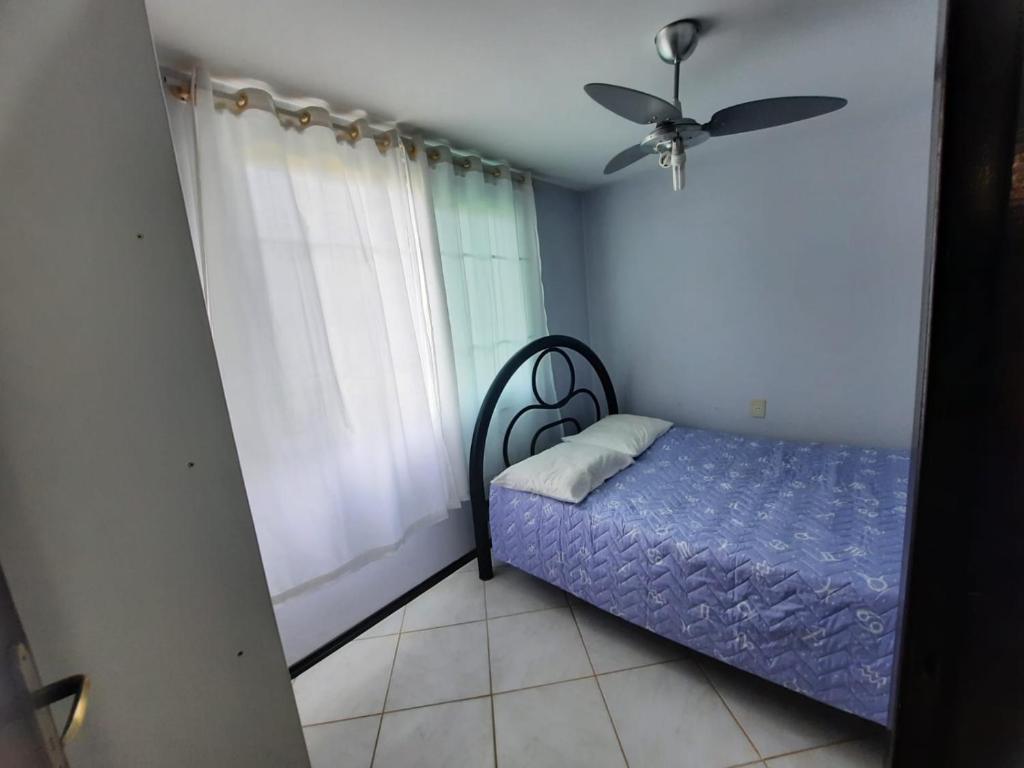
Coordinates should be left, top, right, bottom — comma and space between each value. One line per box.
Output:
31, 674, 90, 744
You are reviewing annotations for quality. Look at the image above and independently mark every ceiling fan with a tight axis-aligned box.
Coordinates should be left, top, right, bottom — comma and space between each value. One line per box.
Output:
585, 19, 846, 191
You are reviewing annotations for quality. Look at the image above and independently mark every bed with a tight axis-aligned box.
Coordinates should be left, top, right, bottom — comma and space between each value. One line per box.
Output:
470, 335, 909, 726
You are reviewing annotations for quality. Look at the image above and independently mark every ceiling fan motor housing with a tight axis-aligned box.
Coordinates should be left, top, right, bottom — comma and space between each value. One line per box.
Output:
655, 19, 701, 63
642, 121, 708, 153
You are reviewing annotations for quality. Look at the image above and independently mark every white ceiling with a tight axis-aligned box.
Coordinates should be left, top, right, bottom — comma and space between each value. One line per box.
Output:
145, 0, 939, 188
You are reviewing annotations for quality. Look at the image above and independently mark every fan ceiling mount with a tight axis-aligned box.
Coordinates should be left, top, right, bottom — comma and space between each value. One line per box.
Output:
585, 18, 847, 191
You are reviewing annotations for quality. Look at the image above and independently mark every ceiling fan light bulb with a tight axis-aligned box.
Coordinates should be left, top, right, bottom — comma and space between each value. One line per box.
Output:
670, 141, 686, 191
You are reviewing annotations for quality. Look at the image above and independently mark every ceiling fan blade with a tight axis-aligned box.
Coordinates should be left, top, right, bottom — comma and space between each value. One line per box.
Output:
704, 96, 847, 137
585, 83, 682, 124
604, 144, 654, 174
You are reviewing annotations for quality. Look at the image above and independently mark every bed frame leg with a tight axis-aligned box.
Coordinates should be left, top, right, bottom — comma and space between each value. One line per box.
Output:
472, 498, 494, 580
474, 520, 493, 580
476, 548, 493, 580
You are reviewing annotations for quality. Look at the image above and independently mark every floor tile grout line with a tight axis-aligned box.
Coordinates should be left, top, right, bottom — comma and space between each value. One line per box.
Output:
301, 712, 381, 728
568, 600, 631, 768
401, 602, 569, 637
725, 755, 776, 768
346, 605, 408, 644
300, 569, 879, 765
304, 693, 495, 728
300, 656, 702, 729
493, 672, 596, 698
486, 594, 570, 622
362, 570, 564, 637
755, 735, 870, 762
482, 576, 498, 768
303, 695, 875, 758
694, 661, 872, 763
367, 631, 402, 767
696, 661, 764, 761
486, 599, 569, 623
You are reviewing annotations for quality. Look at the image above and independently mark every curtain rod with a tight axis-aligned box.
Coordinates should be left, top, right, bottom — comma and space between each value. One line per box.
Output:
161, 68, 529, 184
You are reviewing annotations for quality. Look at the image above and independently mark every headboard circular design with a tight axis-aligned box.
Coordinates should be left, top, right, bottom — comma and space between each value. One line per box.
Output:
468, 335, 618, 578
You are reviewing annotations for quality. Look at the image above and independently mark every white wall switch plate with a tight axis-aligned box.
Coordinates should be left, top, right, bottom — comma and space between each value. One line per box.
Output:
750, 399, 767, 419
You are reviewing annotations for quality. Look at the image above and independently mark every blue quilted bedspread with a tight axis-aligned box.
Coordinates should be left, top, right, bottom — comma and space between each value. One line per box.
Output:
489, 426, 909, 725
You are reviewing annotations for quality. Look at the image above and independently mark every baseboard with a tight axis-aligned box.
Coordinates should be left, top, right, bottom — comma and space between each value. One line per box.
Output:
288, 549, 478, 678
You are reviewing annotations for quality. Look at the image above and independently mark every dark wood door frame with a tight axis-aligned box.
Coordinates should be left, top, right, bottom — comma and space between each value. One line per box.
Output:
892, 0, 1024, 765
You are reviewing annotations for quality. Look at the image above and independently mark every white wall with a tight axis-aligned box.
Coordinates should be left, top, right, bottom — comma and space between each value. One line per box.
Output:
0, 1, 308, 765
582, 1, 940, 450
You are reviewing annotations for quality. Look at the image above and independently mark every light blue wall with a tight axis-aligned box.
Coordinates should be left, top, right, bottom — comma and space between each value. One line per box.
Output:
536, 97, 936, 451
567, 3, 940, 454
536, 180, 589, 340
581, 94, 933, 449
535, 179, 600, 423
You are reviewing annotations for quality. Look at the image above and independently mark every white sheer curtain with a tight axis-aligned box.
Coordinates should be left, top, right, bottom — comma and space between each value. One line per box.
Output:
425, 148, 553, 472
168, 76, 466, 602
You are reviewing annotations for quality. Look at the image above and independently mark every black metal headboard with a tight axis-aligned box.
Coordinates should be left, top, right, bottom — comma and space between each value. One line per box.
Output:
469, 335, 618, 580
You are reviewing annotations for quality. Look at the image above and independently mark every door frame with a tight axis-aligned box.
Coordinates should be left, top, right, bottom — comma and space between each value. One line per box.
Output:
892, 0, 1024, 764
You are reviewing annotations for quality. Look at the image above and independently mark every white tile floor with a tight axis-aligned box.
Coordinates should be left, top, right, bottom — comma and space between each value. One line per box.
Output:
294, 559, 887, 768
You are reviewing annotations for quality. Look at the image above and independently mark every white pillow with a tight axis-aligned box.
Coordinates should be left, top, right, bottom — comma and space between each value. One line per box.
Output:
491, 442, 633, 504
562, 413, 673, 457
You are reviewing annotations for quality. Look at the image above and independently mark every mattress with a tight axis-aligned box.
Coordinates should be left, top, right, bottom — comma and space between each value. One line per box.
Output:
489, 425, 909, 725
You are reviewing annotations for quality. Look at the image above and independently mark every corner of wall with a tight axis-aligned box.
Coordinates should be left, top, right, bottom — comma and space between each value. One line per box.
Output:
578, 187, 594, 347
